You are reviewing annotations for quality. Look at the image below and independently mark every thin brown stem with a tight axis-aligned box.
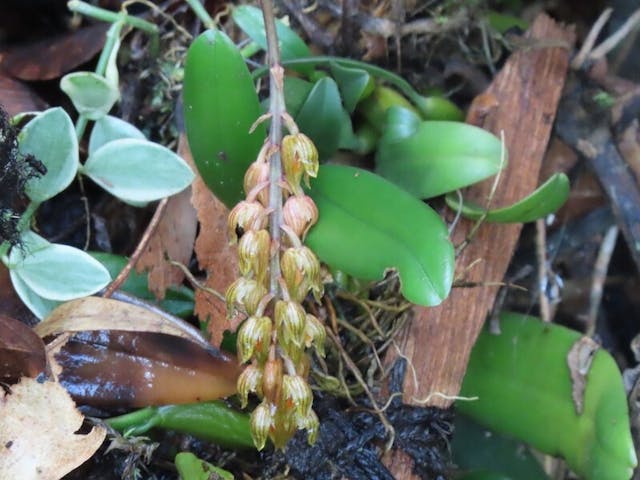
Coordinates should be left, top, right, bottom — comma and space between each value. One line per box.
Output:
262, 0, 286, 298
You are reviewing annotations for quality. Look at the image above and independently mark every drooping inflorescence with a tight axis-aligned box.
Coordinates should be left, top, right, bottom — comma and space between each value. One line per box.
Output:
226, 127, 325, 450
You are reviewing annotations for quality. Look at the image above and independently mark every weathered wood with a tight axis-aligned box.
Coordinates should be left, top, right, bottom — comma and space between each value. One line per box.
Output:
384, 13, 575, 479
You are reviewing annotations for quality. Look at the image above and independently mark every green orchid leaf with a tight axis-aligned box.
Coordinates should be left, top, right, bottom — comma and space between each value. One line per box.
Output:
19, 107, 79, 203
60, 72, 119, 120
91, 252, 194, 318
231, 5, 311, 74
329, 62, 373, 114
415, 96, 465, 122
458, 312, 637, 480
175, 452, 234, 480
375, 107, 505, 198
8, 231, 111, 302
295, 77, 344, 160
357, 86, 419, 133
82, 139, 194, 205
283, 76, 314, 118
445, 173, 570, 223
306, 164, 454, 306
452, 414, 549, 480
89, 115, 146, 156
183, 29, 265, 208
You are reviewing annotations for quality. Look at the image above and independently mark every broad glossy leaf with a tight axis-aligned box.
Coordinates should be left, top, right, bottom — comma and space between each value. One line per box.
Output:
82, 138, 194, 204
445, 173, 570, 223
60, 72, 119, 120
183, 29, 265, 208
8, 231, 110, 302
283, 76, 314, 117
232, 5, 311, 72
330, 62, 373, 113
295, 77, 344, 160
375, 107, 505, 198
19, 107, 79, 202
89, 115, 145, 156
306, 165, 454, 306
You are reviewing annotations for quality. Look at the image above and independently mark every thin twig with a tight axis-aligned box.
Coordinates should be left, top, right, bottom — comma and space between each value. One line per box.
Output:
589, 8, 640, 61
571, 8, 613, 70
167, 259, 225, 302
102, 198, 168, 298
536, 218, 551, 322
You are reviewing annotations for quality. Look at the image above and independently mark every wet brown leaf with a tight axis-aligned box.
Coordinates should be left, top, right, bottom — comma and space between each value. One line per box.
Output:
191, 162, 239, 347
2, 23, 109, 81
0, 377, 106, 478
53, 329, 241, 408
136, 135, 198, 299
0, 314, 47, 383
567, 336, 599, 414
0, 264, 37, 324
0, 73, 48, 117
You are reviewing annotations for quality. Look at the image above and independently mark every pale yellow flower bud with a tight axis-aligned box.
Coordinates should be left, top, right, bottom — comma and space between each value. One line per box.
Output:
281, 133, 318, 194
225, 277, 267, 317
304, 313, 326, 357
237, 315, 272, 364
281, 246, 324, 302
244, 160, 270, 205
262, 357, 283, 405
237, 365, 262, 408
227, 200, 268, 244
296, 408, 319, 445
238, 229, 270, 285
282, 194, 318, 240
282, 374, 312, 416
250, 401, 274, 451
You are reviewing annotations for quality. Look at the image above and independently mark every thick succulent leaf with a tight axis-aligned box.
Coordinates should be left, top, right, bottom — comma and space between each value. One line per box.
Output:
19, 107, 79, 203
283, 76, 314, 118
89, 115, 145, 156
295, 77, 344, 160
8, 231, 110, 302
183, 29, 265, 208
306, 164, 454, 306
231, 5, 311, 73
445, 173, 570, 223
9, 271, 61, 320
82, 138, 194, 204
375, 107, 505, 198
60, 72, 119, 120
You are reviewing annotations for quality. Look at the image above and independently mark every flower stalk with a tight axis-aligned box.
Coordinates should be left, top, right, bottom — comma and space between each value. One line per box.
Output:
225, 0, 325, 450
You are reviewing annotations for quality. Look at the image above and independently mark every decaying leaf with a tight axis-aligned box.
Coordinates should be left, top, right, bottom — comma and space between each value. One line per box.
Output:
0, 314, 47, 383
0, 376, 106, 478
0, 73, 48, 117
191, 165, 239, 346
36, 296, 241, 408
136, 134, 198, 299
567, 336, 599, 414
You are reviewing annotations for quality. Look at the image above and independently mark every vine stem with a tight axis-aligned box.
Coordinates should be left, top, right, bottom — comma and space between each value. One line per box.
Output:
261, 0, 285, 298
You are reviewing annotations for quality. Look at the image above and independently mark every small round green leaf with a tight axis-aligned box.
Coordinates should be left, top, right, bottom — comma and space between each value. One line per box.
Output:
232, 5, 311, 71
9, 232, 111, 301
375, 109, 505, 198
60, 71, 119, 120
9, 270, 61, 320
83, 139, 195, 204
89, 115, 146, 156
306, 165, 454, 306
445, 173, 570, 223
19, 107, 79, 202
295, 77, 344, 160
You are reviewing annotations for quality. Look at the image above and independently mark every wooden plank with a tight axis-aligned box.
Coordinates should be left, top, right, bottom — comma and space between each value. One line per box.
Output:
384, 13, 575, 478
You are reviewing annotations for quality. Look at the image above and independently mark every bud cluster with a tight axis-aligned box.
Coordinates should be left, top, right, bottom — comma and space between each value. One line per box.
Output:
227, 131, 326, 450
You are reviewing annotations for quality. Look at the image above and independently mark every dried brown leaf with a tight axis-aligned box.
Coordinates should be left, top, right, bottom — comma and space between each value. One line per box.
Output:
0, 73, 48, 117
34, 297, 208, 348
191, 164, 239, 346
0, 314, 47, 383
136, 135, 198, 299
2, 23, 109, 81
0, 377, 106, 478
567, 336, 599, 414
